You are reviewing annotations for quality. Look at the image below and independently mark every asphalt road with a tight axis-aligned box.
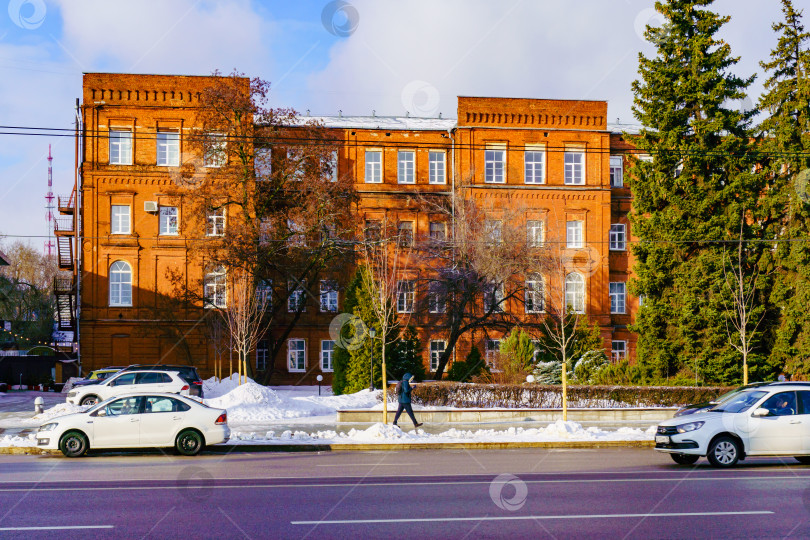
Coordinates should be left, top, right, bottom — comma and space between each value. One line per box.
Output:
0, 448, 809, 539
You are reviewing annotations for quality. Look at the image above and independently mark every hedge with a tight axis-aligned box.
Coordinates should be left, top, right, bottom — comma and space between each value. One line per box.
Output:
386, 382, 735, 409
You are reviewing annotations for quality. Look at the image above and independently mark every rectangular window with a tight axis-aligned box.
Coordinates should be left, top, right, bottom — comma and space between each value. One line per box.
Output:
611, 340, 627, 362
109, 130, 133, 165
430, 340, 446, 371
287, 218, 305, 247
527, 220, 544, 248
156, 131, 180, 166
566, 220, 583, 248
159, 206, 178, 235
532, 340, 544, 363
256, 340, 269, 371
485, 282, 504, 313
485, 220, 502, 244
397, 151, 415, 184
320, 280, 338, 312
204, 133, 227, 167
111, 205, 130, 234
255, 280, 272, 310
288, 281, 306, 312
204, 268, 227, 308
398, 221, 413, 247
525, 274, 544, 313
429, 221, 446, 241
329, 150, 339, 182
365, 220, 381, 241
254, 147, 272, 180
288, 339, 306, 372
564, 150, 584, 185
397, 280, 415, 313
321, 340, 335, 371
206, 207, 226, 236
485, 339, 501, 368
610, 156, 623, 188
428, 282, 446, 314
524, 147, 545, 184
429, 151, 446, 184
609, 224, 626, 251
365, 150, 382, 183
485, 146, 506, 183
610, 282, 626, 314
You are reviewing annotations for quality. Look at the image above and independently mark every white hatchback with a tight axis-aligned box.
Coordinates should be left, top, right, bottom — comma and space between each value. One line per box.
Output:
655, 384, 810, 467
65, 370, 190, 406
37, 393, 230, 457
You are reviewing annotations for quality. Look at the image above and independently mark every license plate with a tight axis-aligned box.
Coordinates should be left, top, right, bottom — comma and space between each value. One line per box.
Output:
655, 435, 670, 444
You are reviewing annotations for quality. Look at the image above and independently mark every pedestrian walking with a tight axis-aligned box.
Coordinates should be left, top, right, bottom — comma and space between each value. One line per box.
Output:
392, 372, 423, 428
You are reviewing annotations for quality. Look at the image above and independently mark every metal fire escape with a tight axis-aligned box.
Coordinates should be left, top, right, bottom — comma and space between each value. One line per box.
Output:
54, 191, 77, 346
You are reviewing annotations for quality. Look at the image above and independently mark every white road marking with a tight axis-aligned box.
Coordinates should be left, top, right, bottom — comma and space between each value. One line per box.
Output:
315, 463, 420, 467
291, 510, 774, 525
0, 526, 113, 531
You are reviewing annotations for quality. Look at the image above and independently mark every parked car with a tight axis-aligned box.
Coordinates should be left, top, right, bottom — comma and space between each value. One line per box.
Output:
655, 384, 810, 467
37, 393, 229, 457
674, 381, 810, 417
70, 367, 125, 388
65, 370, 192, 406
119, 364, 204, 398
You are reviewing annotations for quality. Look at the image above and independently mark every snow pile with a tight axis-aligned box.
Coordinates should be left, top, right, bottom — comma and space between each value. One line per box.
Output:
203, 374, 257, 399
62, 377, 84, 393
31, 403, 88, 423
0, 433, 37, 447
206, 382, 282, 409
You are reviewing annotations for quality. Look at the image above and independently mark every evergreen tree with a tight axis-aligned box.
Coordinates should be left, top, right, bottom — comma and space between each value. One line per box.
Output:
629, 0, 763, 384
331, 269, 363, 395
447, 346, 490, 382
389, 326, 426, 381
760, 0, 810, 379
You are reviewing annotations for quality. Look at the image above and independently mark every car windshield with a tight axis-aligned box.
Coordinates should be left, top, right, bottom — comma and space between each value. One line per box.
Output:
710, 390, 768, 413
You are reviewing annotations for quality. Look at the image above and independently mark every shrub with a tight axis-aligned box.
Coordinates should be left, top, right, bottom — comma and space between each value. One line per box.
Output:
448, 346, 490, 382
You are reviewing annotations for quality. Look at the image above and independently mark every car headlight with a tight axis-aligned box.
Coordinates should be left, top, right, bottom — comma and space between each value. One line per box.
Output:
38, 423, 58, 432
676, 421, 704, 433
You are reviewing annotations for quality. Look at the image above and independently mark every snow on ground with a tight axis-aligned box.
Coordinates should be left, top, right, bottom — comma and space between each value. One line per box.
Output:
226, 420, 657, 445
0, 433, 37, 447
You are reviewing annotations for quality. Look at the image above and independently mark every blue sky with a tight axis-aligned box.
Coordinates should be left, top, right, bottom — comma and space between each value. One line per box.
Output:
0, 0, 790, 250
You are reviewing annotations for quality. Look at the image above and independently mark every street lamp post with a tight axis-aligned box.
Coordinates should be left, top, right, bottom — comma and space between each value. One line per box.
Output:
368, 328, 376, 391
316, 374, 323, 396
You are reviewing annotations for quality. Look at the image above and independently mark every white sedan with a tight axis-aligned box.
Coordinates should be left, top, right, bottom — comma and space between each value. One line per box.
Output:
37, 393, 230, 457
65, 370, 191, 406
655, 384, 810, 467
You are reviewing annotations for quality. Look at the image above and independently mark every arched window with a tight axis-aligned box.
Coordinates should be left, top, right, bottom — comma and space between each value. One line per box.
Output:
564, 272, 585, 314
204, 266, 227, 308
109, 261, 132, 307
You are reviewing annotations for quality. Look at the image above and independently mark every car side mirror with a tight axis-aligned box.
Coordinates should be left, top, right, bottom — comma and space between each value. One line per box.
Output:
93, 409, 107, 417
753, 408, 770, 417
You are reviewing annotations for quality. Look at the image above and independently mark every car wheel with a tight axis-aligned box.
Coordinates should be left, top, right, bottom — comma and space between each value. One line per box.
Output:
794, 456, 810, 465
80, 395, 99, 406
175, 429, 204, 456
670, 453, 700, 465
59, 431, 88, 458
707, 436, 741, 468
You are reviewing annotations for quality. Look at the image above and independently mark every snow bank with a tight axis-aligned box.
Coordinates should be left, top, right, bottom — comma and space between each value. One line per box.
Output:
0, 433, 37, 447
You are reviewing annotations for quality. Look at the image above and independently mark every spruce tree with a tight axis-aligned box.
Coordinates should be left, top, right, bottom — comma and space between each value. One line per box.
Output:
629, 0, 762, 384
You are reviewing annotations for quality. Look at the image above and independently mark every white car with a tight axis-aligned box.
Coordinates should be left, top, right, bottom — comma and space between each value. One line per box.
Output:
37, 393, 229, 457
655, 384, 810, 467
65, 370, 191, 406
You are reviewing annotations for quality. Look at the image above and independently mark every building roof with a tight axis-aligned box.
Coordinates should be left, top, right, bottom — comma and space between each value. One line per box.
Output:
300, 115, 457, 131
0, 249, 9, 266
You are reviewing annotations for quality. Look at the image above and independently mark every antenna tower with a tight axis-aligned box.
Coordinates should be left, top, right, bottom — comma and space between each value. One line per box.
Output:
44, 145, 55, 256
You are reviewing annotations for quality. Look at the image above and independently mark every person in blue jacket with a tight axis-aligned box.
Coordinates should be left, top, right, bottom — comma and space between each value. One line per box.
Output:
393, 372, 423, 428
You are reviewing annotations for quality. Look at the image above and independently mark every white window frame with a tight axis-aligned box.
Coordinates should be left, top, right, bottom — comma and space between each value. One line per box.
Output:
485, 282, 505, 313
320, 280, 338, 313
611, 340, 627, 362
428, 282, 446, 314
610, 155, 623, 188
111, 205, 131, 235
485, 339, 501, 368
565, 272, 585, 314
398, 221, 414, 247
429, 340, 446, 371
287, 218, 305, 247
321, 340, 335, 372
256, 280, 272, 310
288, 281, 306, 313
610, 282, 626, 314
527, 220, 544, 248
329, 150, 338, 182
397, 150, 415, 184
429, 151, 446, 184
397, 280, 415, 313
484, 146, 506, 184
204, 132, 227, 167
156, 130, 180, 167
109, 129, 133, 165
255, 147, 272, 180
429, 221, 446, 242
207, 207, 226, 237
109, 261, 132, 307
485, 219, 503, 244
159, 206, 179, 236
525, 274, 544, 314
564, 150, 585, 185
288, 339, 306, 372
566, 220, 583, 249
524, 146, 545, 184
609, 223, 626, 251
256, 340, 269, 371
204, 266, 227, 309
365, 150, 382, 183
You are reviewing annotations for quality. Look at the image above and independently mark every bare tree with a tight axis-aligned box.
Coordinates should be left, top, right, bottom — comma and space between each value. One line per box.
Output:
217, 271, 269, 385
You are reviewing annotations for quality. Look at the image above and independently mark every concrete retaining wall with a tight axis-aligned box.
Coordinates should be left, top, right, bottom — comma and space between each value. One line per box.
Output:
337, 408, 679, 423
